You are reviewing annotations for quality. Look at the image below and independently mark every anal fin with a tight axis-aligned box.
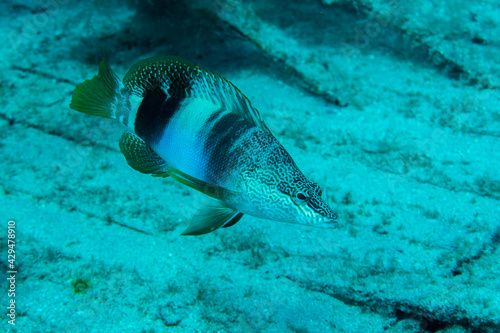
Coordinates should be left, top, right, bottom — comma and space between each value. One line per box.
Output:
182, 202, 243, 236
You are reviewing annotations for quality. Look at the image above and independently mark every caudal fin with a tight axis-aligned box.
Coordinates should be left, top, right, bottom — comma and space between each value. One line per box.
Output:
70, 56, 121, 119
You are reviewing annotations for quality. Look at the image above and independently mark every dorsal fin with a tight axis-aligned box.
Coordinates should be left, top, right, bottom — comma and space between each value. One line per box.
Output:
123, 55, 269, 133
123, 55, 197, 97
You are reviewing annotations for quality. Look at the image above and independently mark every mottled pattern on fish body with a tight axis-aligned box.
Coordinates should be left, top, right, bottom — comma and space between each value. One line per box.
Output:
70, 55, 337, 234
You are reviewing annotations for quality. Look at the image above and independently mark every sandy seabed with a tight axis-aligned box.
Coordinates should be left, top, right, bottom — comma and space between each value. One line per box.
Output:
1, 0, 499, 332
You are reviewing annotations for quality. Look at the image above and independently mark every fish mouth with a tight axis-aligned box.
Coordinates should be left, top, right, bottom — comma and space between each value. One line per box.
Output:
313, 219, 339, 229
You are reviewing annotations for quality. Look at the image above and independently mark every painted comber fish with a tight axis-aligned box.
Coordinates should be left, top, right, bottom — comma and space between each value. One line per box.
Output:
70, 55, 337, 235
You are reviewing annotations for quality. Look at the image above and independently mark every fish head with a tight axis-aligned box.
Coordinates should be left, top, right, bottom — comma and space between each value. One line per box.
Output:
239, 167, 338, 229
273, 178, 338, 228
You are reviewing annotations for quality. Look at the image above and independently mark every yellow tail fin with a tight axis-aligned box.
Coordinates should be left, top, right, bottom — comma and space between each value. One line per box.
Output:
70, 56, 121, 118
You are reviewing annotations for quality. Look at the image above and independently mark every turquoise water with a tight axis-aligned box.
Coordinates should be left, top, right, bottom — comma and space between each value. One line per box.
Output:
1, 0, 499, 332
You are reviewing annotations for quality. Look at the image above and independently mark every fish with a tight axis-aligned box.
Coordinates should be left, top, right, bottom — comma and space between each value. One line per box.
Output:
69, 54, 338, 235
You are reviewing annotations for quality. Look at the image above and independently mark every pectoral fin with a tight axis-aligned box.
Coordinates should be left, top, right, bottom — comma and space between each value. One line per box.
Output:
119, 132, 169, 177
182, 202, 243, 236
119, 132, 238, 200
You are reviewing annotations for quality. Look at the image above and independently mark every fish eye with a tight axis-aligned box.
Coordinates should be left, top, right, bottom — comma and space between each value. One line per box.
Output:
294, 192, 309, 204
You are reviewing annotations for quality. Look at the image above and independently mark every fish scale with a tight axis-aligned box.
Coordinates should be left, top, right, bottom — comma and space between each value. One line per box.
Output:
70, 54, 337, 235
